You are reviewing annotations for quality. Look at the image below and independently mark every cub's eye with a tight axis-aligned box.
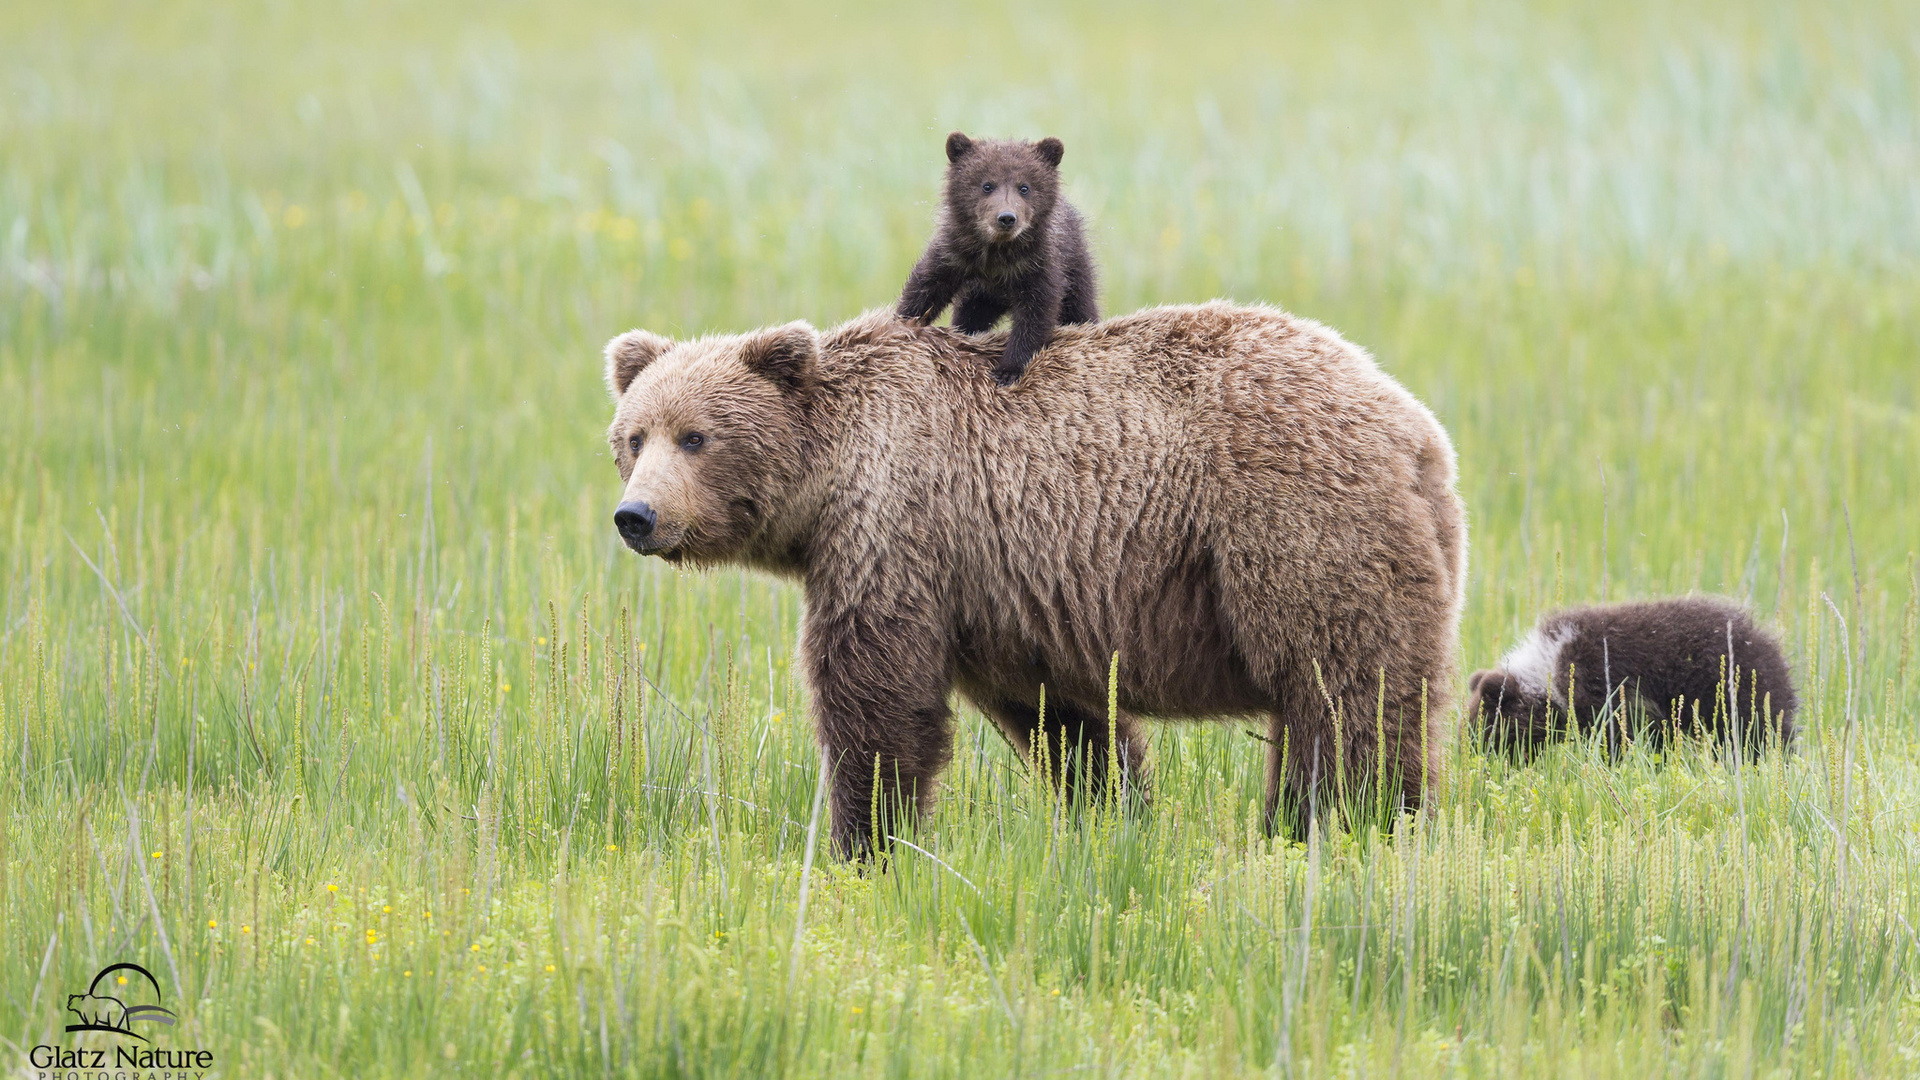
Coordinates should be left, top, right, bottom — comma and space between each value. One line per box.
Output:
680, 432, 705, 451
1018, 184, 1029, 195
981, 182, 994, 193
627, 435, 642, 454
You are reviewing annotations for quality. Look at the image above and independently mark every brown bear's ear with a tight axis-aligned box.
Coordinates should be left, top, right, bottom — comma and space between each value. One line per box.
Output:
946, 131, 975, 163
739, 321, 818, 395
1034, 137, 1064, 169
605, 329, 674, 399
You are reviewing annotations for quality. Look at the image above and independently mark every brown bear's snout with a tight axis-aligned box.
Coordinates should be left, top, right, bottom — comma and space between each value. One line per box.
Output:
613, 500, 658, 551
995, 211, 1017, 230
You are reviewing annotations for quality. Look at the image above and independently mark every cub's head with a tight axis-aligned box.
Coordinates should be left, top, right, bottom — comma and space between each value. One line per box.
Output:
1465, 668, 1559, 759
943, 132, 1064, 245
603, 322, 818, 565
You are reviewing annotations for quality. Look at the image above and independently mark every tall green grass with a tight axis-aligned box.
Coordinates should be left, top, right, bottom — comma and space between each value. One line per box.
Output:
3, 0, 1918, 1075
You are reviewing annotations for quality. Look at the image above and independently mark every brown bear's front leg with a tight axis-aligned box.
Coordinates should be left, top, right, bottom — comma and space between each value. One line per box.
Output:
802, 599, 955, 861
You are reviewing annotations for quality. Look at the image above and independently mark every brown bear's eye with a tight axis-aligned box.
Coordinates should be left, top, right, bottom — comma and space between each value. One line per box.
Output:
680, 432, 705, 451
628, 435, 642, 455
981, 182, 994, 193
1018, 184, 1029, 196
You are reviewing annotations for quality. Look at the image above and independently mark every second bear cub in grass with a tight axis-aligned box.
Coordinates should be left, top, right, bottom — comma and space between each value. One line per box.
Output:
1468, 596, 1798, 759
898, 132, 1098, 385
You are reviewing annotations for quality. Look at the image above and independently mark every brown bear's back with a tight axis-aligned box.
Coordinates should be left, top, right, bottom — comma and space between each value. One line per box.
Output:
812, 304, 1465, 716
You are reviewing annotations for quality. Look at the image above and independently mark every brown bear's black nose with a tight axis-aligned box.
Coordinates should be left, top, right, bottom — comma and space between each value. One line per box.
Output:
613, 500, 656, 541
996, 211, 1017, 228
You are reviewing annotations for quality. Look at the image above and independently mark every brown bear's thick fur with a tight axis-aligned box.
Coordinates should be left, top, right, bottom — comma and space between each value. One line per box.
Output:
603, 303, 1467, 857
1467, 596, 1797, 759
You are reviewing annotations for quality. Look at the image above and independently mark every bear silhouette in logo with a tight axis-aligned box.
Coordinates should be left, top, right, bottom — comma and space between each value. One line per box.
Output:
67, 992, 127, 1029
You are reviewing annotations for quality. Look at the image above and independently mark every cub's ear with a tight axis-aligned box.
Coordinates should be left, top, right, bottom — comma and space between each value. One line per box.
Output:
1033, 136, 1064, 169
945, 131, 975, 163
605, 329, 674, 399
740, 321, 818, 395
1469, 671, 1521, 713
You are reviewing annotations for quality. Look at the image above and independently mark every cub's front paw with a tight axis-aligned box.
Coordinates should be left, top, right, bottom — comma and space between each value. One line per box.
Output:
989, 359, 1028, 386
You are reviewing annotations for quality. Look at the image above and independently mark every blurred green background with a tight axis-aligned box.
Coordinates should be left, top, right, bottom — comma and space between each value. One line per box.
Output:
3, 1, 1917, 1076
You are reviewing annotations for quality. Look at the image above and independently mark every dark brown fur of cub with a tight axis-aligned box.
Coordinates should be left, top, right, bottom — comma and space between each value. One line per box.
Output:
603, 303, 1466, 857
1467, 596, 1798, 759
897, 132, 1098, 386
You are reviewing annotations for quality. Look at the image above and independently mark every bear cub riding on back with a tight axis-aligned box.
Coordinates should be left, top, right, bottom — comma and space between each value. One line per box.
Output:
897, 132, 1098, 385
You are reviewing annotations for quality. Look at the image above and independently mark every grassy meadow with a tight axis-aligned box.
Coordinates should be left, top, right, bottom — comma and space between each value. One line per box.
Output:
4, 0, 1919, 1075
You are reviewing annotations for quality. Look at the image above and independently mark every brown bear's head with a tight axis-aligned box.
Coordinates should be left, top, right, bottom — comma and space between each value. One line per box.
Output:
603, 322, 819, 566
943, 132, 1064, 246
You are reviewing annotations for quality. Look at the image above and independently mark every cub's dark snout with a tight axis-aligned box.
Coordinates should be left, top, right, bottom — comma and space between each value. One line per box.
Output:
613, 500, 657, 546
996, 211, 1017, 229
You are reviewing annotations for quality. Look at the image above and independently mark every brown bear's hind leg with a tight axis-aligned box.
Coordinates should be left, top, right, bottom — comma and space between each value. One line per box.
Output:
980, 697, 1149, 808
1263, 666, 1435, 840
1263, 704, 1335, 842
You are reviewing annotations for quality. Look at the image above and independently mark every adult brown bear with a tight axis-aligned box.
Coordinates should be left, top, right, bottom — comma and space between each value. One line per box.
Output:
602, 304, 1466, 857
